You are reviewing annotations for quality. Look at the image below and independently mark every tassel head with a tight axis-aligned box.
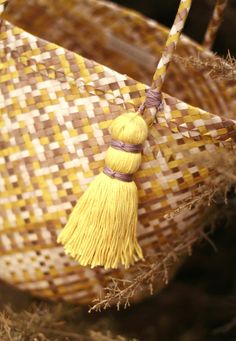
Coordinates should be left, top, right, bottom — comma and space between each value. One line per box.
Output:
57, 112, 148, 269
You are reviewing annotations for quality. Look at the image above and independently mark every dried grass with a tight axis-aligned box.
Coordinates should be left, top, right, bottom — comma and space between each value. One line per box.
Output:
174, 51, 236, 81
89, 229, 205, 313
0, 304, 133, 341
89, 331, 137, 341
90, 149, 236, 312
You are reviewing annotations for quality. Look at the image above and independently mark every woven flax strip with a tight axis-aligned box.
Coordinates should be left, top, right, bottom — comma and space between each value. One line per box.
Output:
203, 0, 229, 50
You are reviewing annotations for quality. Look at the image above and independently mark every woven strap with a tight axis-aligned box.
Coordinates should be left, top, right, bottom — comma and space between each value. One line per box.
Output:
203, 0, 228, 50
140, 0, 192, 113
151, 0, 192, 94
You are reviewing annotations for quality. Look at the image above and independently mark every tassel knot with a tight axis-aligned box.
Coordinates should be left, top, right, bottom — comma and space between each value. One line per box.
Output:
138, 88, 163, 115
103, 165, 133, 182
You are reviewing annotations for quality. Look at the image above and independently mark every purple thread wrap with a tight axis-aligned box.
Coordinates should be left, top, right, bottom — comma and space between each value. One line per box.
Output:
110, 140, 143, 153
138, 88, 163, 114
103, 166, 133, 183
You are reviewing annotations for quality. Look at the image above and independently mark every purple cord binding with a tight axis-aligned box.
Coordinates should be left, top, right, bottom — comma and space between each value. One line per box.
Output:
103, 166, 133, 182
138, 88, 163, 114
110, 140, 143, 153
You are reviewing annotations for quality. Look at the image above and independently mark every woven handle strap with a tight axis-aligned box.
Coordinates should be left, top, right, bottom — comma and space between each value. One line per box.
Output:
203, 0, 228, 50
139, 0, 192, 113
151, 0, 192, 94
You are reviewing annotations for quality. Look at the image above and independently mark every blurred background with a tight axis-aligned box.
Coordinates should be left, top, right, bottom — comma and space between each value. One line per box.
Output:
114, 0, 236, 55
1, 1, 236, 340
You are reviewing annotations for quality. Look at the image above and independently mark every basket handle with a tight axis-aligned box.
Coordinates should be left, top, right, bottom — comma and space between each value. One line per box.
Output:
203, 0, 228, 50
139, 0, 192, 114
151, 0, 192, 94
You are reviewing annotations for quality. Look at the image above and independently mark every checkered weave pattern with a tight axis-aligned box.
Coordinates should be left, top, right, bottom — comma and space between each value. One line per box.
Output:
0, 0, 236, 304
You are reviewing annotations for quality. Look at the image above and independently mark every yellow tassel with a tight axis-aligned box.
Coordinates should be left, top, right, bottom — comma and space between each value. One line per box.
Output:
57, 112, 148, 269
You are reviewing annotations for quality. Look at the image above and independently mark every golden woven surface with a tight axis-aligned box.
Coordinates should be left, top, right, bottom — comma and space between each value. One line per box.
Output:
0, 0, 236, 304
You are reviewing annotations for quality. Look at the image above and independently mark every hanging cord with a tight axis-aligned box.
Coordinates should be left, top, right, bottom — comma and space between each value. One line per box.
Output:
203, 0, 228, 50
139, 0, 192, 116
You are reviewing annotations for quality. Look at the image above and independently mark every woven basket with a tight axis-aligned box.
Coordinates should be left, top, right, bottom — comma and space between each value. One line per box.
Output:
0, 0, 235, 304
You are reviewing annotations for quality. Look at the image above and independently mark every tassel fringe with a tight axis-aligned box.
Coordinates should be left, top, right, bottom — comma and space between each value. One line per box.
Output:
57, 112, 148, 269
